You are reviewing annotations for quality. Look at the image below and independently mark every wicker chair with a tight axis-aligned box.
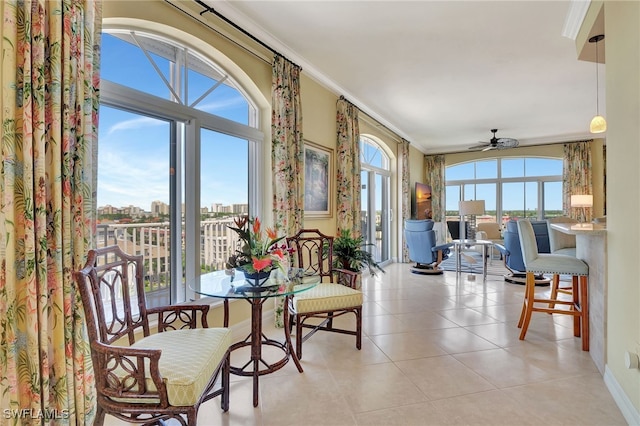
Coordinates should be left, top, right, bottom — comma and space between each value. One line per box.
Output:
74, 245, 231, 425
286, 229, 363, 359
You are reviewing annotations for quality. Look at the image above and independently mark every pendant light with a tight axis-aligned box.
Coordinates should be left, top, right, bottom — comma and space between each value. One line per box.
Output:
589, 34, 606, 134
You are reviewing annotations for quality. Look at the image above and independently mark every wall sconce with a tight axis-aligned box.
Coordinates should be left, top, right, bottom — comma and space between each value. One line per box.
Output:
589, 34, 606, 134
459, 200, 485, 240
571, 194, 593, 225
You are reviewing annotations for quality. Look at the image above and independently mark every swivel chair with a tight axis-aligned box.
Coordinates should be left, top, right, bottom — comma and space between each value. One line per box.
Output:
494, 219, 551, 285
404, 219, 451, 274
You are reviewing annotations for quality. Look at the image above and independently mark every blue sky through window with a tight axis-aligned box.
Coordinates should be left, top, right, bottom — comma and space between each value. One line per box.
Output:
98, 33, 250, 211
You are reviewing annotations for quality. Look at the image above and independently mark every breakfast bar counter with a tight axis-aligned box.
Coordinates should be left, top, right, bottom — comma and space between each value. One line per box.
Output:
550, 222, 607, 374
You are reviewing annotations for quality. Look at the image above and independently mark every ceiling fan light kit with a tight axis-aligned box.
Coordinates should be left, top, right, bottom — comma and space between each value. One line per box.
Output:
589, 34, 606, 134
468, 129, 519, 151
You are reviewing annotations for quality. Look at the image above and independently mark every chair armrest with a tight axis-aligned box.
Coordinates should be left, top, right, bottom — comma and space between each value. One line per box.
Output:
333, 268, 359, 289
432, 242, 453, 253
92, 341, 169, 406
147, 304, 210, 331
493, 243, 508, 256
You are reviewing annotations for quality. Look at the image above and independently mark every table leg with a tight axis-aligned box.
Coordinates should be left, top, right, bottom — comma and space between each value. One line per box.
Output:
284, 295, 304, 373
455, 244, 461, 275
482, 245, 488, 280
229, 296, 304, 407
250, 298, 263, 407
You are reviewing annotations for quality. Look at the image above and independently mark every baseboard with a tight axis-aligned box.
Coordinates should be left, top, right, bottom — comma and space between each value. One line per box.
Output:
604, 365, 640, 425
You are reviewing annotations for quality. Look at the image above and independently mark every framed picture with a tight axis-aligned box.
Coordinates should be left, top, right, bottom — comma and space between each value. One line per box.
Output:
304, 141, 333, 217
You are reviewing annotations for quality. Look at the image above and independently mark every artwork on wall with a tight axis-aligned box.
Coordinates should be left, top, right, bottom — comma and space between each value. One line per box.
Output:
414, 182, 432, 220
304, 141, 333, 217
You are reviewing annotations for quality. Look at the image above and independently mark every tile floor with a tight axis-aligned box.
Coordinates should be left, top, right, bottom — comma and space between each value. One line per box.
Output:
105, 263, 626, 425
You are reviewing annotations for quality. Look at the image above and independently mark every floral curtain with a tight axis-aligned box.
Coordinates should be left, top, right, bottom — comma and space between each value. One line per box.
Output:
336, 97, 361, 236
401, 139, 411, 262
1, 0, 101, 424
563, 141, 593, 222
271, 54, 303, 327
424, 154, 445, 222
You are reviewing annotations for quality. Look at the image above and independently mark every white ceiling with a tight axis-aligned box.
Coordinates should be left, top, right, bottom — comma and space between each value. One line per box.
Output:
203, 1, 602, 154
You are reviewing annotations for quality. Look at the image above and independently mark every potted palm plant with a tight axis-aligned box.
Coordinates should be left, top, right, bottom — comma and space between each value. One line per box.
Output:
331, 229, 385, 276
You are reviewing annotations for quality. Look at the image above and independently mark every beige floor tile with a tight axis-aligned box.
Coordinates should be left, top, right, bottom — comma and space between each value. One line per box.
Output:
103, 263, 625, 426
435, 307, 501, 327
329, 362, 429, 413
369, 330, 448, 361
395, 355, 496, 400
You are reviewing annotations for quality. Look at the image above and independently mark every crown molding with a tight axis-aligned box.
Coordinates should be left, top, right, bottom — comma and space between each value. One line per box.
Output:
562, 0, 591, 40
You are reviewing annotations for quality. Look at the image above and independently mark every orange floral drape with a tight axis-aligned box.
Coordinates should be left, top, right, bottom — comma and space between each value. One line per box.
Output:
401, 139, 411, 262
563, 141, 593, 222
336, 97, 361, 236
1, 1, 101, 423
271, 54, 303, 328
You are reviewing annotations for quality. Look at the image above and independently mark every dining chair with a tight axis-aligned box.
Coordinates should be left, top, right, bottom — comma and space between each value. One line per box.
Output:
286, 229, 363, 359
516, 220, 590, 350
74, 245, 231, 425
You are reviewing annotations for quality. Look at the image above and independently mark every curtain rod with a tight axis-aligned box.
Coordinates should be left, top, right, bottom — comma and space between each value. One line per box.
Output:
163, 0, 271, 65
193, 0, 299, 68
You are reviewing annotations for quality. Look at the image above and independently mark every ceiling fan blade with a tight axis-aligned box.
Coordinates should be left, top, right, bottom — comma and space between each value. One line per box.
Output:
481, 145, 495, 152
468, 145, 486, 151
496, 138, 519, 149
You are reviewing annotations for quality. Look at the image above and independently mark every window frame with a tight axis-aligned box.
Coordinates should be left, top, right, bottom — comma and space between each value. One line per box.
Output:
445, 156, 563, 222
99, 30, 264, 305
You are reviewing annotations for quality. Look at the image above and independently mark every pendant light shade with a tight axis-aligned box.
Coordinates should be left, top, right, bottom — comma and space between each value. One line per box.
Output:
590, 115, 607, 133
589, 34, 606, 134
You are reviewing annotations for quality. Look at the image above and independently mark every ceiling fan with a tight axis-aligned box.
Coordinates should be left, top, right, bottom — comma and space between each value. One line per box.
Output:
468, 129, 519, 151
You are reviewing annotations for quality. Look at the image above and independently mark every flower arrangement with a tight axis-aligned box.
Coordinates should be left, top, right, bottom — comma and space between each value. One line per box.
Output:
225, 215, 290, 275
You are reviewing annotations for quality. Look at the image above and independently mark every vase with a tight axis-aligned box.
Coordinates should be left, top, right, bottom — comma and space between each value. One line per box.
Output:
238, 268, 272, 288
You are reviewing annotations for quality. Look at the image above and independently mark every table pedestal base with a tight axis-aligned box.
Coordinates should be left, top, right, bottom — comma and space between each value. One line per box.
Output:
229, 295, 302, 406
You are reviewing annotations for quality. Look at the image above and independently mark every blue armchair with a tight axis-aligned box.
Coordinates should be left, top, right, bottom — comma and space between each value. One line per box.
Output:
494, 219, 551, 285
404, 219, 452, 274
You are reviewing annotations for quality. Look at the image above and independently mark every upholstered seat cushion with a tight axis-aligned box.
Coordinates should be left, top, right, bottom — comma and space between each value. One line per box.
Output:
554, 247, 576, 257
526, 253, 588, 276
130, 328, 231, 406
292, 283, 363, 313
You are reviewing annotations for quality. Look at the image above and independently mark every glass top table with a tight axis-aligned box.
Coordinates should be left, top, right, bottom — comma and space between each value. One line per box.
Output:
191, 268, 320, 407
194, 268, 320, 300
451, 239, 493, 280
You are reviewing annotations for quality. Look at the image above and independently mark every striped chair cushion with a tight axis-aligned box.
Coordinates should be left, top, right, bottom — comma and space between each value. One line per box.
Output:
292, 283, 363, 313
130, 328, 231, 406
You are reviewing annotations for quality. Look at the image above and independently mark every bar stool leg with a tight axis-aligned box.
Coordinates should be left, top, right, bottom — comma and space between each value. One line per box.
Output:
571, 276, 580, 337
580, 275, 589, 351
519, 272, 535, 339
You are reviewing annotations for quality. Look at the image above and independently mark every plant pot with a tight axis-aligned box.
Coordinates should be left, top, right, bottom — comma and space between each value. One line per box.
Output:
237, 267, 272, 287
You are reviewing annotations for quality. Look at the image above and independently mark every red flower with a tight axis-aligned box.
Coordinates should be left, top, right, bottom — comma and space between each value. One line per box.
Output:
267, 227, 278, 239
253, 218, 261, 234
270, 248, 285, 260
252, 257, 272, 272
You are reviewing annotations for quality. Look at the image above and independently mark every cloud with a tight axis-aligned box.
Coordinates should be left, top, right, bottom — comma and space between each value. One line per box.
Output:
196, 96, 247, 113
105, 116, 165, 137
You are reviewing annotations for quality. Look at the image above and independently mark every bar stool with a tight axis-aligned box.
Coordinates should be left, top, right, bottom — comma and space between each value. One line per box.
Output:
516, 220, 589, 351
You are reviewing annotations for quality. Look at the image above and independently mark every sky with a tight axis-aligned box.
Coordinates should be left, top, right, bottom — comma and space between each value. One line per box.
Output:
97, 33, 249, 211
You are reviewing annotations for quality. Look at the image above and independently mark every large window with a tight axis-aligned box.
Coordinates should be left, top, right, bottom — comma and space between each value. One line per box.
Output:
445, 157, 563, 229
98, 30, 262, 305
360, 136, 391, 264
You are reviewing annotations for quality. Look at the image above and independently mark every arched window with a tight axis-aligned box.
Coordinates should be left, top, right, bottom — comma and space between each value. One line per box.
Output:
98, 30, 263, 305
360, 136, 391, 264
445, 157, 563, 229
